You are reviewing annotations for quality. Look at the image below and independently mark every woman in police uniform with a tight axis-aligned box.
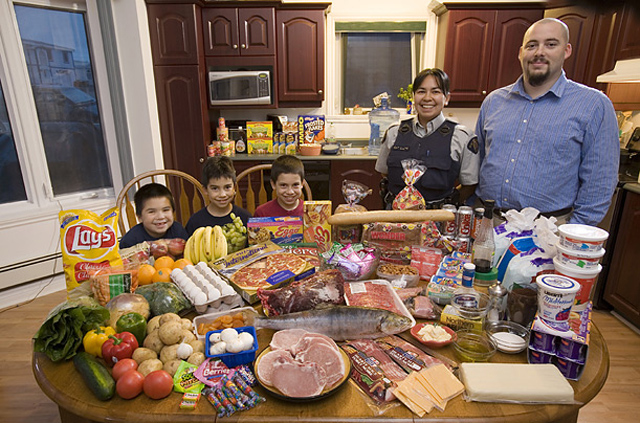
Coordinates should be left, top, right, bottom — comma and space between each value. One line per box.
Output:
375, 68, 480, 208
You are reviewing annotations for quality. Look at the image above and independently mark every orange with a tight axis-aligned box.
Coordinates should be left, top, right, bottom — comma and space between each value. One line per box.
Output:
152, 267, 172, 283
137, 264, 156, 286
154, 256, 175, 270
173, 258, 192, 270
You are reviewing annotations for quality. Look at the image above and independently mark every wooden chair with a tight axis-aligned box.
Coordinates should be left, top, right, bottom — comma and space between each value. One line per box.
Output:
116, 169, 208, 236
235, 164, 312, 214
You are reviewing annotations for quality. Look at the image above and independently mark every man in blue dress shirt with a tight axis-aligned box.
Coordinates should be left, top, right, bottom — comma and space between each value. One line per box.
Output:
474, 18, 619, 226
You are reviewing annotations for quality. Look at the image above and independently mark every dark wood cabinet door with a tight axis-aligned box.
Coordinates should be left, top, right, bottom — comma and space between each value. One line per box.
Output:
330, 161, 383, 213
147, 3, 201, 65
239, 8, 275, 56
544, 6, 596, 84
444, 10, 496, 103
604, 190, 640, 327
202, 8, 240, 56
615, 4, 640, 60
276, 9, 325, 104
489, 9, 543, 90
154, 65, 210, 179
583, 9, 620, 90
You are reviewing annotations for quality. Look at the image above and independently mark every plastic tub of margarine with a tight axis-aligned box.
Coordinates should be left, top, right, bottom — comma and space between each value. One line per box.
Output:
557, 224, 608, 252
553, 257, 601, 310
555, 243, 605, 270
535, 275, 579, 323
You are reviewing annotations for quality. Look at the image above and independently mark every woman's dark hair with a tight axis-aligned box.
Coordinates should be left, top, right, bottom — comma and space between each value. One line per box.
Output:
202, 156, 237, 186
134, 183, 175, 216
412, 68, 450, 96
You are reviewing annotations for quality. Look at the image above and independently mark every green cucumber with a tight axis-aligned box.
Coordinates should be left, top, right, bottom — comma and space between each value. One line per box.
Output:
73, 351, 116, 401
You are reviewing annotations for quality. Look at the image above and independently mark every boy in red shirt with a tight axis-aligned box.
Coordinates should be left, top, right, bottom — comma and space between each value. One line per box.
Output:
254, 155, 305, 217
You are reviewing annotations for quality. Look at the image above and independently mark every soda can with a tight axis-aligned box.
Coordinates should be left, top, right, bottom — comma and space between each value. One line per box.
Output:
471, 207, 484, 240
441, 204, 457, 236
456, 236, 472, 254
457, 206, 473, 237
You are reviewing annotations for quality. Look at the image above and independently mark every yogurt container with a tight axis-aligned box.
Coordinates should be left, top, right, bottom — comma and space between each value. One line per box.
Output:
557, 224, 609, 252
555, 243, 604, 270
535, 275, 579, 323
553, 257, 601, 310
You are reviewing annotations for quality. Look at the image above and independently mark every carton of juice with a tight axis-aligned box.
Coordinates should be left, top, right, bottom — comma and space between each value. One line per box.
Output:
303, 201, 332, 251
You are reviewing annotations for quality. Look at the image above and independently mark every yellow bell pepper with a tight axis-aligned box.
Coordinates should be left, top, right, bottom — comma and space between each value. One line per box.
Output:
82, 326, 116, 357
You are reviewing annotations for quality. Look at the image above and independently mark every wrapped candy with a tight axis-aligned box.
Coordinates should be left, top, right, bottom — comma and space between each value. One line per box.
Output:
393, 159, 427, 211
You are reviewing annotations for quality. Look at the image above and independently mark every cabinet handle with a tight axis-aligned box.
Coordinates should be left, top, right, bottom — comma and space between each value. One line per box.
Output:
241, 44, 246, 49
199, 157, 205, 163
232, 44, 238, 49
318, 90, 323, 94
482, 90, 487, 95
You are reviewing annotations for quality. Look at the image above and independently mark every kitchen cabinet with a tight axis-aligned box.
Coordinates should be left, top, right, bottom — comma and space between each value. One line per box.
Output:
442, 7, 543, 105
276, 8, 325, 105
202, 8, 275, 57
331, 160, 383, 212
147, 3, 201, 65
614, 3, 640, 60
603, 186, 640, 327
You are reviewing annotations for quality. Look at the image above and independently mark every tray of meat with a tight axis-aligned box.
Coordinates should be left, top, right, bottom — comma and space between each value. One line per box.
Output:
344, 279, 416, 326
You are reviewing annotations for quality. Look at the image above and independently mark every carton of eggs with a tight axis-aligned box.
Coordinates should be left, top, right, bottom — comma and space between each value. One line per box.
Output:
171, 262, 240, 313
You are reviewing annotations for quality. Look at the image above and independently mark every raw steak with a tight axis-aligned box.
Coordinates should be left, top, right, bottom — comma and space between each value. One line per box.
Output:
270, 328, 308, 351
257, 269, 345, 316
256, 349, 294, 386
270, 361, 327, 398
291, 332, 337, 356
296, 341, 345, 387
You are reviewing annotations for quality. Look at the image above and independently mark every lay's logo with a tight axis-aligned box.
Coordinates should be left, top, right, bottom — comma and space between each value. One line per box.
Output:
64, 223, 116, 259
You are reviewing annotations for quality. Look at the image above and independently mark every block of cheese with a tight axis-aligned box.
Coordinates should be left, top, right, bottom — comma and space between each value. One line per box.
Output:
460, 363, 575, 404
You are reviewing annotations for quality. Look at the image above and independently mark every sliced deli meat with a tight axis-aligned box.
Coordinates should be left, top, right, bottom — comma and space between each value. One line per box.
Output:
270, 328, 309, 351
256, 349, 294, 386
270, 361, 327, 398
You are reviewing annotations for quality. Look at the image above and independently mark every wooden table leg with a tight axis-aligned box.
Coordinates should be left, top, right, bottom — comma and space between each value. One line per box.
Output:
59, 406, 100, 423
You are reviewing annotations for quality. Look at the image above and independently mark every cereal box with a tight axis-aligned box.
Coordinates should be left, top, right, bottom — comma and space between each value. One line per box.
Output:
303, 201, 332, 251
247, 217, 303, 245
298, 115, 325, 144
246, 121, 273, 154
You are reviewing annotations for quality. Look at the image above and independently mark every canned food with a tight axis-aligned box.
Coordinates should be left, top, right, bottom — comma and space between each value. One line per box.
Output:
218, 117, 226, 128
441, 204, 457, 236
457, 206, 473, 237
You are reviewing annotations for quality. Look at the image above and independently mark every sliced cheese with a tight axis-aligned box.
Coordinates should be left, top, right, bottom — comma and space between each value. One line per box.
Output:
394, 388, 428, 417
421, 363, 465, 401
460, 363, 575, 404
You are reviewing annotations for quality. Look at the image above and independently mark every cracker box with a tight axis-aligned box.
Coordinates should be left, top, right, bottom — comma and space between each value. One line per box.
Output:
247, 216, 303, 245
246, 121, 273, 154
298, 115, 325, 144
303, 201, 332, 252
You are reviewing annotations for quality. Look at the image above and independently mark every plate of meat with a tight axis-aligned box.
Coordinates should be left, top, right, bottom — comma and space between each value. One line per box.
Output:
254, 329, 351, 402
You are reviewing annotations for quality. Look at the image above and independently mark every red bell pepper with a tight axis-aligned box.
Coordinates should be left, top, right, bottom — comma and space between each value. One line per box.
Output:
101, 331, 139, 367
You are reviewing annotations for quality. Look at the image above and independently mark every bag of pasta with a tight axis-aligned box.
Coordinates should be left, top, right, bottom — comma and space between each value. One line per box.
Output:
59, 208, 122, 294
392, 159, 426, 211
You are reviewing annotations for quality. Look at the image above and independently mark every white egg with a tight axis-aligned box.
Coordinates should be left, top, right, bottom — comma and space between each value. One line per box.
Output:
220, 328, 239, 343
209, 341, 227, 356
194, 291, 208, 306
207, 287, 221, 301
170, 268, 183, 279
189, 286, 202, 299
208, 332, 221, 343
226, 339, 245, 353
221, 285, 236, 296
238, 332, 254, 350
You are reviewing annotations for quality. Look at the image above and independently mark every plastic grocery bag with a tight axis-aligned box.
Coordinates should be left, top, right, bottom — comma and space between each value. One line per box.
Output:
493, 207, 539, 267
501, 216, 559, 291
393, 159, 427, 211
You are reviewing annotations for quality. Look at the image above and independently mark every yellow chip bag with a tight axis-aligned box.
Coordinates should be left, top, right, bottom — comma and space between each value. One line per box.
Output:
59, 207, 122, 292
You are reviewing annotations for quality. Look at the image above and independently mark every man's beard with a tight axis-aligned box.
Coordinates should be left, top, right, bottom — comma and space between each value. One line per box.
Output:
525, 61, 550, 86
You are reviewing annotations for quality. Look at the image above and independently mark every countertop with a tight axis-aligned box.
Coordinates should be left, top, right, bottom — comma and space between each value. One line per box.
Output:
231, 154, 377, 161
622, 182, 640, 194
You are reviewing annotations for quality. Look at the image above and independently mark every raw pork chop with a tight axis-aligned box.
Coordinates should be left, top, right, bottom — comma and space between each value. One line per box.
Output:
256, 349, 294, 386
270, 361, 327, 398
290, 332, 338, 356
295, 341, 345, 387
269, 328, 308, 351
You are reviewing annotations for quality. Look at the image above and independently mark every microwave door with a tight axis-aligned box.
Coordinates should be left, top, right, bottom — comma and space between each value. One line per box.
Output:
210, 76, 269, 105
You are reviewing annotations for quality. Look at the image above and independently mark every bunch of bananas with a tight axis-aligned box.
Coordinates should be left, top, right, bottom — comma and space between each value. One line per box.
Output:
183, 226, 228, 264
222, 213, 248, 254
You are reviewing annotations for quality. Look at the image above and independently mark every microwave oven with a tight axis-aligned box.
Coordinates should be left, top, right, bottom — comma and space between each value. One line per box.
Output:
208, 70, 271, 106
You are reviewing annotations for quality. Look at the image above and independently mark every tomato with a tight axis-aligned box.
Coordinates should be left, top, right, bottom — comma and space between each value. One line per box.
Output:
116, 370, 145, 399
143, 370, 174, 400
112, 358, 138, 381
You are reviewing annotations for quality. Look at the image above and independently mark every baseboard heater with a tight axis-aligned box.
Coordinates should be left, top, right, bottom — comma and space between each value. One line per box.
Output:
0, 253, 63, 291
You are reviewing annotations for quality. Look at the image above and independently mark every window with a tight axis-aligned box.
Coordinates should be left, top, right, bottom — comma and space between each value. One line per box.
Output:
0, 82, 27, 204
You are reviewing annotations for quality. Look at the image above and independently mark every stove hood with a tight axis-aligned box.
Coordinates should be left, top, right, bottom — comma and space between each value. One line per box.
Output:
597, 59, 640, 83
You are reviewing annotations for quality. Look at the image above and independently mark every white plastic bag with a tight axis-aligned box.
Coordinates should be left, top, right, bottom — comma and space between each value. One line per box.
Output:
493, 207, 539, 267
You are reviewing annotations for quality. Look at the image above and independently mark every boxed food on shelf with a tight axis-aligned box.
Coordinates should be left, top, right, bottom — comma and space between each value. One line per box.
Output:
297, 115, 325, 144
247, 121, 273, 154
247, 216, 303, 245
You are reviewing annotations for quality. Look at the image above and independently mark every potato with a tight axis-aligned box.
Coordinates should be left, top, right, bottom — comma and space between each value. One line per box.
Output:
189, 340, 205, 354
163, 359, 181, 376
132, 347, 157, 364
158, 321, 183, 345
142, 330, 164, 354
159, 313, 181, 326
180, 318, 193, 331
138, 359, 163, 376
159, 344, 179, 363
187, 352, 205, 366
180, 329, 197, 343
147, 315, 162, 335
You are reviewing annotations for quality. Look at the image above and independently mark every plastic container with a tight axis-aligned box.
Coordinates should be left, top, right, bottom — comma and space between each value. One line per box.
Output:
535, 275, 579, 323
205, 326, 258, 367
553, 257, 601, 310
344, 279, 416, 328
376, 263, 420, 288
485, 320, 529, 354
528, 348, 554, 364
530, 331, 557, 353
299, 144, 321, 156
193, 306, 259, 340
557, 224, 609, 252
555, 243, 604, 270
452, 330, 496, 362
368, 96, 399, 155
473, 267, 498, 295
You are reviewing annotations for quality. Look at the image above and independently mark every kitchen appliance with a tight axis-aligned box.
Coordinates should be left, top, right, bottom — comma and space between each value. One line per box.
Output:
209, 70, 271, 106
267, 115, 288, 132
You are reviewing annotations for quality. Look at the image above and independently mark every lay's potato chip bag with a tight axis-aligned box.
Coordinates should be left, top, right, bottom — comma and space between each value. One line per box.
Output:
59, 207, 122, 292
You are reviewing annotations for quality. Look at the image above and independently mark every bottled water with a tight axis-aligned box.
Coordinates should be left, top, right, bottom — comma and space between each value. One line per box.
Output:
369, 96, 399, 156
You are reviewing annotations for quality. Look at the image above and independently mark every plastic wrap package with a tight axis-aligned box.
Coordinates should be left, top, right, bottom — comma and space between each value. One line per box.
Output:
492, 207, 539, 267
501, 216, 559, 291
332, 180, 372, 245
392, 159, 426, 211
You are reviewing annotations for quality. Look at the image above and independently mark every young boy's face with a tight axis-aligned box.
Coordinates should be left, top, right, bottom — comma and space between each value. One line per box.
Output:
271, 173, 303, 210
138, 196, 174, 239
206, 176, 236, 212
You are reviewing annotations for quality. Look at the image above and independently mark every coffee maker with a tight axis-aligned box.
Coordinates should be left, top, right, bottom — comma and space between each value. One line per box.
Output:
267, 115, 288, 132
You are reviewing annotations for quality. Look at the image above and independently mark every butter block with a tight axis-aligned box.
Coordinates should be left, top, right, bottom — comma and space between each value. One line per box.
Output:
460, 363, 574, 404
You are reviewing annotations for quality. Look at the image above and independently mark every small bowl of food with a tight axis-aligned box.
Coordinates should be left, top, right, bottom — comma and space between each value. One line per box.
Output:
299, 144, 321, 156
452, 330, 496, 362
410, 322, 456, 348
321, 143, 340, 155
485, 320, 529, 354
376, 263, 420, 288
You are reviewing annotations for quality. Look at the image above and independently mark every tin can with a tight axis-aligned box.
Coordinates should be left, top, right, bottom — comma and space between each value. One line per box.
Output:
441, 204, 457, 236
207, 143, 215, 157
456, 236, 472, 254
218, 117, 226, 128
471, 207, 484, 240
210, 141, 221, 156
457, 206, 473, 237
217, 127, 229, 142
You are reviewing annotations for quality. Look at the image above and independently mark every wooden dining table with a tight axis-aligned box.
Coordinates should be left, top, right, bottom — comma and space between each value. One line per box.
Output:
33, 319, 609, 423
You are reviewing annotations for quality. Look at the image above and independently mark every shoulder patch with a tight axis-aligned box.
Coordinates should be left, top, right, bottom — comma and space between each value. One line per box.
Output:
467, 137, 479, 154
399, 122, 412, 133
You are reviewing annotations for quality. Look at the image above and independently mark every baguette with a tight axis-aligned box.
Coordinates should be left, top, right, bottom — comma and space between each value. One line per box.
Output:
327, 210, 455, 225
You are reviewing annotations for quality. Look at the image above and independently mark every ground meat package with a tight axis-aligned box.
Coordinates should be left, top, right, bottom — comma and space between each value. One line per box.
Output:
392, 159, 426, 211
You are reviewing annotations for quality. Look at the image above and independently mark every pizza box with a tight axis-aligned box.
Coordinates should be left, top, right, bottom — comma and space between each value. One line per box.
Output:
212, 242, 315, 304
247, 216, 303, 245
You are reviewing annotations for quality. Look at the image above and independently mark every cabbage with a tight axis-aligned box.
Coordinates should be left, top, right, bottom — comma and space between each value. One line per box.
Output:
135, 282, 192, 316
